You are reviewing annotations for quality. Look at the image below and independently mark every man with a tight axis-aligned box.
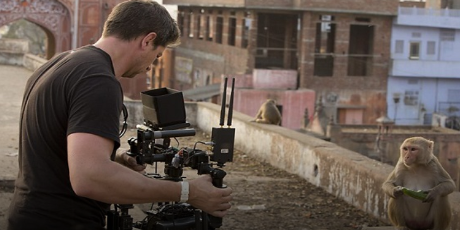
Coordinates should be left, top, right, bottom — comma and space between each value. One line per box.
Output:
7, 1, 232, 229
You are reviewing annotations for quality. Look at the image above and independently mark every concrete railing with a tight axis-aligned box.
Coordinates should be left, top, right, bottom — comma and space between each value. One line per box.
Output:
125, 100, 460, 228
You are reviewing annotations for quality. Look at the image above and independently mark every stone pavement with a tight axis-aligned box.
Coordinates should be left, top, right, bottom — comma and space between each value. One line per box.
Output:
0, 64, 29, 183
0, 64, 31, 228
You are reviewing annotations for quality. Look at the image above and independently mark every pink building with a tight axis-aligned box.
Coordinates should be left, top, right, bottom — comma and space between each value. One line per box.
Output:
220, 70, 316, 130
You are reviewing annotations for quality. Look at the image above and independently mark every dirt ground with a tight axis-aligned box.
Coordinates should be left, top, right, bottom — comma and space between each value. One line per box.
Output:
0, 65, 392, 229
169, 131, 391, 230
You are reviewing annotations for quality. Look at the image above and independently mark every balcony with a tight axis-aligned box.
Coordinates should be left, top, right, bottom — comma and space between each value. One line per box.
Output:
164, 0, 398, 14
390, 59, 460, 78
396, 7, 460, 29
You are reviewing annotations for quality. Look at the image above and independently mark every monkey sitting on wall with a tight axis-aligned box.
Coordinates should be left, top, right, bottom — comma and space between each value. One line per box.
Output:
251, 99, 282, 125
382, 137, 456, 230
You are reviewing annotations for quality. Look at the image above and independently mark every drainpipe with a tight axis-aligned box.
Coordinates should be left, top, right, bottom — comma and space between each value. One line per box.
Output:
72, 0, 79, 49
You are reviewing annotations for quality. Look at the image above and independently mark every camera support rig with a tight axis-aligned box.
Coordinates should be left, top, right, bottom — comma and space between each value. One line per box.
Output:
107, 78, 236, 230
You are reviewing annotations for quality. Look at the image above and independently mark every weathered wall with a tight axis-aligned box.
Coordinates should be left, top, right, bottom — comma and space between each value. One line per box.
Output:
0, 39, 29, 66
124, 100, 460, 228
23, 54, 47, 71
329, 124, 460, 190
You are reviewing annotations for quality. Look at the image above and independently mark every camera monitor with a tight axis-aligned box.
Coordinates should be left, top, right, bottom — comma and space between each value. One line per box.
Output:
141, 88, 187, 129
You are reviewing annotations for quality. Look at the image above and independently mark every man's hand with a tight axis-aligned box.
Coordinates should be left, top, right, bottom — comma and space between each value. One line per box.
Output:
114, 148, 146, 173
186, 175, 233, 218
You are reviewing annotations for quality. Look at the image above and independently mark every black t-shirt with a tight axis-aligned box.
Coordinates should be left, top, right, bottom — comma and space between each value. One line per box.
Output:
7, 45, 123, 230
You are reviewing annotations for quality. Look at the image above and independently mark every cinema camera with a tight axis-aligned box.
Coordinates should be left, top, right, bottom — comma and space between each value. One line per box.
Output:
107, 78, 236, 230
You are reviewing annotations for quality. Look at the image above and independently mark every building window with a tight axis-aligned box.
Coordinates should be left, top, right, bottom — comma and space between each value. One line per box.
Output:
409, 42, 420, 59
178, 11, 185, 37
427, 41, 436, 55
215, 17, 223, 44
188, 11, 194, 38
347, 24, 374, 76
228, 17, 236, 46
313, 15, 335, 77
395, 40, 404, 54
404, 90, 419, 106
242, 18, 250, 48
441, 29, 455, 41
206, 15, 213, 41
197, 11, 203, 40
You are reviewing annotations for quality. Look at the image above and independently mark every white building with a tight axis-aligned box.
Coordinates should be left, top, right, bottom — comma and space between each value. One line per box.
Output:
388, 6, 460, 126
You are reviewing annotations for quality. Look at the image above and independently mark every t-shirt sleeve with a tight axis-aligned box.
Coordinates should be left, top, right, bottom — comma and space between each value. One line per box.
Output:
67, 75, 122, 150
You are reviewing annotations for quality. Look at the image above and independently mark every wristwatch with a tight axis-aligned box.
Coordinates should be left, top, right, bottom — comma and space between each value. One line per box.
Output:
180, 181, 189, 203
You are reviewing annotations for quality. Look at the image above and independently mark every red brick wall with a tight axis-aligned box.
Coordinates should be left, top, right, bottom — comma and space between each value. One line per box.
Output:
174, 7, 252, 90
165, 0, 245, 6
167, 2, 395, 125
166, 0, 398, 15
298, 11, 392, 124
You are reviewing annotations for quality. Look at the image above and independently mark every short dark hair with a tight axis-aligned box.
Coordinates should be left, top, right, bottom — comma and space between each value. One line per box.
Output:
103, 0, 180, 47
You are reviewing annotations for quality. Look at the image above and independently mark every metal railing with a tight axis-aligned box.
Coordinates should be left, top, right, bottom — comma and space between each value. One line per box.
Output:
399, 6, 460, 18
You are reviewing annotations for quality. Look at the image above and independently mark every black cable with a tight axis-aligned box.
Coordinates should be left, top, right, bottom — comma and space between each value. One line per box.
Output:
119, 104, 128, 137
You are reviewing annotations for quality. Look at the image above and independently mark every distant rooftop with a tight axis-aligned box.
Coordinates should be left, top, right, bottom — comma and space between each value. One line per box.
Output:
396, 6, 460, 29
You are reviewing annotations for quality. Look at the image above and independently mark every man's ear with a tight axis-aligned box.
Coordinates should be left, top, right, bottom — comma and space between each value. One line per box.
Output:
142, 32, 157, 48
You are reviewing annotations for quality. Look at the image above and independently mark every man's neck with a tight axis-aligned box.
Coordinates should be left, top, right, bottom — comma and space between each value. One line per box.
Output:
93, 37, 136, 78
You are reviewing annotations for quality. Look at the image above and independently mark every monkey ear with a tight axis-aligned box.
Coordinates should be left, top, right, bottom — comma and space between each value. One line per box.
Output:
423, 140, 435, 165
428, 140, 434, 150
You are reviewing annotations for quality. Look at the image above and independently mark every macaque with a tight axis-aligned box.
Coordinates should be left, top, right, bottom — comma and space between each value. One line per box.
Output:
252, 99, 282, 125
382, 137, 456, 230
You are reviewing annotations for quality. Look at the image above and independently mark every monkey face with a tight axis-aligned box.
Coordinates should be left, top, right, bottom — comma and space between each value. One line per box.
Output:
400, 137, 434, 166
401, 144, 420, 167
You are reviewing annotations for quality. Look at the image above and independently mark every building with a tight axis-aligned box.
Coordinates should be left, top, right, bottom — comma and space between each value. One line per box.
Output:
426, 0, 460, 9
388, 6, 460, 126
163, 0, 398, 129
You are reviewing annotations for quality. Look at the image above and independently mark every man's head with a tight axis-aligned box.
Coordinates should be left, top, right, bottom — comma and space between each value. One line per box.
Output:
103, 0, 180, 48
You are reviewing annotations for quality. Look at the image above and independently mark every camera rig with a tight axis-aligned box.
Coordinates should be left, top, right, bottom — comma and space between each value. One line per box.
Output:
107, 78, 236, 230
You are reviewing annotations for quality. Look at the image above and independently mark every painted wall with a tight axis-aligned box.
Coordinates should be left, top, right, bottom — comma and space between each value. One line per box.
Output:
389, 7, 460, 125
387, 77, 460, 125
221, 71, 316, 130
391, 26, 460, 63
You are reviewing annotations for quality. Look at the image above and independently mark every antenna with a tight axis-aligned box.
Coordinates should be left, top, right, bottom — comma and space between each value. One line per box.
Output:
219, 78, 228, 127
227, 78, 235, 127
211, 77, 235, 166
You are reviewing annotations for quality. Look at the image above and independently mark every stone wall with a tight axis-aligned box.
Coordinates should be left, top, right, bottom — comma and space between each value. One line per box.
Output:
0, 39, 29, 66
23, 54, 47, 71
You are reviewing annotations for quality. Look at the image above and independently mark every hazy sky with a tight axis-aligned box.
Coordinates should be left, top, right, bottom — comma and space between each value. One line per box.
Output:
157, 0, 178, 20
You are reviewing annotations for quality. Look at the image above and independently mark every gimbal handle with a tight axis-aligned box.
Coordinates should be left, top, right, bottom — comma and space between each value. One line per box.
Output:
208, 168, 227, 229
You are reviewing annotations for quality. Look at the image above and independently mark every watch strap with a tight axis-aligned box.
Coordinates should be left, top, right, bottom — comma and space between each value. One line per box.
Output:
180, 181, 189, 203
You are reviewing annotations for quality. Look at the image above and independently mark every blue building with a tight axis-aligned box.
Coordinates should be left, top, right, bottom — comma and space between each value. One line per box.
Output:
388, 6, 460, 126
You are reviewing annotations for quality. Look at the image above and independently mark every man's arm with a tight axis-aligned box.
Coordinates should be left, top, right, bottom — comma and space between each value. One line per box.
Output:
67, 132, 232, 217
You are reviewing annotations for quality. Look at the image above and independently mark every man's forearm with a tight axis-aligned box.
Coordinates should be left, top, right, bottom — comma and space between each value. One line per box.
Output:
71, 158, 182, 204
